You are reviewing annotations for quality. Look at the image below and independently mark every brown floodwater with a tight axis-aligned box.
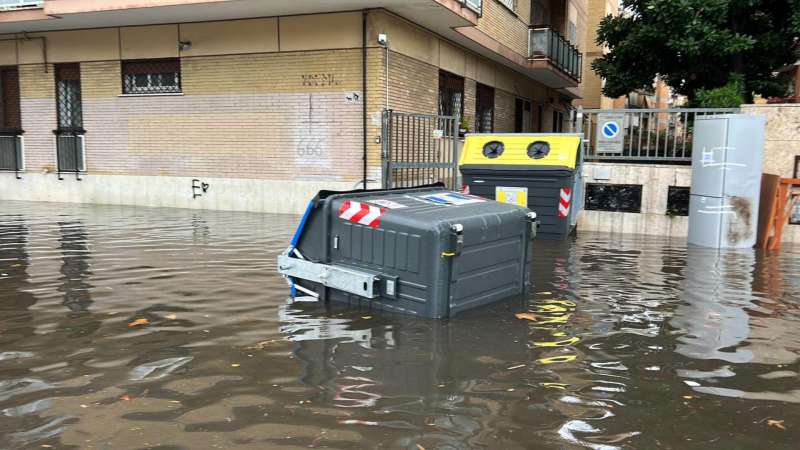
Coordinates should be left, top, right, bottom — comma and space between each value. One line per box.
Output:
1, 200, 799, 449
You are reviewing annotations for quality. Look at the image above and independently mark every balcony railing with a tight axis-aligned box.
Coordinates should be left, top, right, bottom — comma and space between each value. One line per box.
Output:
0, 0, 43, 11
460, 0, 482, 14
0, 131, 24, 177
529, 27, 582, 81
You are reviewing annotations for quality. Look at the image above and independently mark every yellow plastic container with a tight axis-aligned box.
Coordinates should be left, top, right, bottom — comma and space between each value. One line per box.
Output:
459, 133, 584, 240
459, 134, 582, 169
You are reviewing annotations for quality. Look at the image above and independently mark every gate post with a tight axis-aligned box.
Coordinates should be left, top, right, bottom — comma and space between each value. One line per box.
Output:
381, 109, 392, 189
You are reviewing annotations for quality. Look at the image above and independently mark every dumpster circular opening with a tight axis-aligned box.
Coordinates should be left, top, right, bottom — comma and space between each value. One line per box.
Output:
482, 141, 505, 159
527, 141, 550, 159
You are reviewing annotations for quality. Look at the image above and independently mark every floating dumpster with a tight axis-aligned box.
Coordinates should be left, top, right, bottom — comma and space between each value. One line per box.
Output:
277, 184, 537, 318
459, 134, 584, 240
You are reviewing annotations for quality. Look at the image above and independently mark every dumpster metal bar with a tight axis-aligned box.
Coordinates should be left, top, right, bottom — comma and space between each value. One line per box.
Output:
277, 253, 380, 299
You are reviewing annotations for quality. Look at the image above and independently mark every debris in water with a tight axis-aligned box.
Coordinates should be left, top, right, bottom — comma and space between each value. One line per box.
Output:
120, 394, 132, 401
128, 318, 149, 328
231, 364, 241, 368
515, 312, 539, 321
537, 291, 552, 295
767, 419, 786, 431
507, 364, 526, 370
166, 314, 177, 320
361, 316, 372, 320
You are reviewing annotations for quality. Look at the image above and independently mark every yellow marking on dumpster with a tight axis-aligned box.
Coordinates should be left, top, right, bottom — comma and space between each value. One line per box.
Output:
459, 134, 582, 169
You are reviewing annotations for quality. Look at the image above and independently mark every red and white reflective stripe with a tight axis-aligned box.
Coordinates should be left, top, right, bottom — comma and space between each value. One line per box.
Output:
558, 188, 572, 218
338, 200, 385, 228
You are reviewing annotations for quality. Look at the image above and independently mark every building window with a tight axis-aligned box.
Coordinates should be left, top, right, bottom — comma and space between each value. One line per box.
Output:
55, 63, 85, 174
56, 64, 82, 131
567, 21, 577, 44
585, 183, 643, 213
476, 83, 494, 133
0, 66, 23, 172
515, 98, 532, 132
552, 110, 564, 132
122, 59, 181, 95
666, 186, 690, 216
0, 66, 21, 131
438, 70, 464, 119
531, 1, 550, 25
496, 0, 515, 12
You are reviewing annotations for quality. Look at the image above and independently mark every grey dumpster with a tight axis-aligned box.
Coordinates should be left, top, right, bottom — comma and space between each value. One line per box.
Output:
277, 183, 536, 318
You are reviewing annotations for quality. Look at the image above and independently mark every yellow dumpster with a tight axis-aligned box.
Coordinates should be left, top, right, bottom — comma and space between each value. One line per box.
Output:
459, 134, 583, 240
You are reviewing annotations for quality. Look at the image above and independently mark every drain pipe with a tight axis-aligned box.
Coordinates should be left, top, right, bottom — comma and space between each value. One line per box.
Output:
361, 10, 368, 189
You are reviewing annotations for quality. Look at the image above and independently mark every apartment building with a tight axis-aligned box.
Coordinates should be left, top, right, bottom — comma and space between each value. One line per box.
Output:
0, 0, 586, 213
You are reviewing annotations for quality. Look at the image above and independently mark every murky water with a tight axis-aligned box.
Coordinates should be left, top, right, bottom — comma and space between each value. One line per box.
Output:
1, 201, 799, 449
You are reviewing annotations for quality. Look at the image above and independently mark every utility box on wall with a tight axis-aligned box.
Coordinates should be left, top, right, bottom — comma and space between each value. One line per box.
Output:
688, 114, 766, 248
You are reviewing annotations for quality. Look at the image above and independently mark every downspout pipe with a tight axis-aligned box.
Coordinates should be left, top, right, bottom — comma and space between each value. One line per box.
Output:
361, 10, 368, 189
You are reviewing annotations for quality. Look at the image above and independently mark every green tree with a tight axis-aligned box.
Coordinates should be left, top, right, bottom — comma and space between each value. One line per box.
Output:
592, 0, 800, 103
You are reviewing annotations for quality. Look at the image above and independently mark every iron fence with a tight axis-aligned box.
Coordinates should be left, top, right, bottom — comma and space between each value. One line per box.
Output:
56, 131, 85, 179
578, 107, 739, 163
382, 110, 460, 189
0, 132, 23, 176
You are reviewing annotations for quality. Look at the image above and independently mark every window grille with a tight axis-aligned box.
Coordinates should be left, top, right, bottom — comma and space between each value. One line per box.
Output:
438, 70, 464, 119
667, 186, 690, 216
0, 66, 21, 131
55, 64, 85, 175
122, 59, 181, 95
476, 83, 494, 133
585, 184, 643, 213
56, 64, 83, 130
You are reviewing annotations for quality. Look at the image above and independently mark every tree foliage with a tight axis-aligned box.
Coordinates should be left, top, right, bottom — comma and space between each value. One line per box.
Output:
592, 0, 800, 102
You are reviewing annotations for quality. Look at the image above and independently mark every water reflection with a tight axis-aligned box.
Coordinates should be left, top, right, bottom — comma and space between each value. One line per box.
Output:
57, 221, 92, 313
0, 202, 798, 449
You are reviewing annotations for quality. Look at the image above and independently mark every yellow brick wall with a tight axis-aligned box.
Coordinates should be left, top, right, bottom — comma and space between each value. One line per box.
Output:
464, 79, 477, 131
476, 0, 531, 56
182, 50, 363, 96
82, 61, 121, 98
494, 89, 517, 132
19, 64, 54, 99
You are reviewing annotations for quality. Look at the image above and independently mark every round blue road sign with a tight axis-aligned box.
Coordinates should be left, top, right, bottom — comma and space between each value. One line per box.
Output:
602, 121, 620, 138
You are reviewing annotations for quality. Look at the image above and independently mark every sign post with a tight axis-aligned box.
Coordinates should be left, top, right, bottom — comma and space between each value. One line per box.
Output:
596, 113, 625, 154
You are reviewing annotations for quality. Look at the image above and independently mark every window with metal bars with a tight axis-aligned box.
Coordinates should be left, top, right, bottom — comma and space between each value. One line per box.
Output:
55, 63, 85, 175
438, 70, 464, 119
122, 59, 181, 95
0, 66, 23, 173
0, 66, 21, 131
56, 64, 83, 131
476, 83, 494, 133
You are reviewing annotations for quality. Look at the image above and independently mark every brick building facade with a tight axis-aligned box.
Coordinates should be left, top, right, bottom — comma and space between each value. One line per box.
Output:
0, 0, 586, 213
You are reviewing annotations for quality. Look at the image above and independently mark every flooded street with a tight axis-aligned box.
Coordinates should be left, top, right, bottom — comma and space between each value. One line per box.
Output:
1, 201, 799, 449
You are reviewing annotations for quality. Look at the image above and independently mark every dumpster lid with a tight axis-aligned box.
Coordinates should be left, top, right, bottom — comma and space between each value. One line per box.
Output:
459, 133, 582, 169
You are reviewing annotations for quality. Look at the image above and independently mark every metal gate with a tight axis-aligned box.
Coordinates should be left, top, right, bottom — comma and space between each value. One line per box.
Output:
577, 107, 739, 163
381, 110, 460, 189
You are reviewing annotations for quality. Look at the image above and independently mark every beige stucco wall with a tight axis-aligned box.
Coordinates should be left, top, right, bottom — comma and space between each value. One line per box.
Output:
578, 163, 691, 237
741, 104, 800, 178
178, 18, 279, 57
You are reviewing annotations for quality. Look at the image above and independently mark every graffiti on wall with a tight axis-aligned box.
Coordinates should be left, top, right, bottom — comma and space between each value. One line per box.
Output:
301, 73, 340, 87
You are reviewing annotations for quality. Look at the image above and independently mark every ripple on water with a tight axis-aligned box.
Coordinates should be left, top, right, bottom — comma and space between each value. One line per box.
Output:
0, 201, 799, 449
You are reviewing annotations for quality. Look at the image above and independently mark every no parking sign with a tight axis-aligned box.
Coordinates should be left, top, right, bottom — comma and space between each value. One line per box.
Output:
596, 113, 625, 154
